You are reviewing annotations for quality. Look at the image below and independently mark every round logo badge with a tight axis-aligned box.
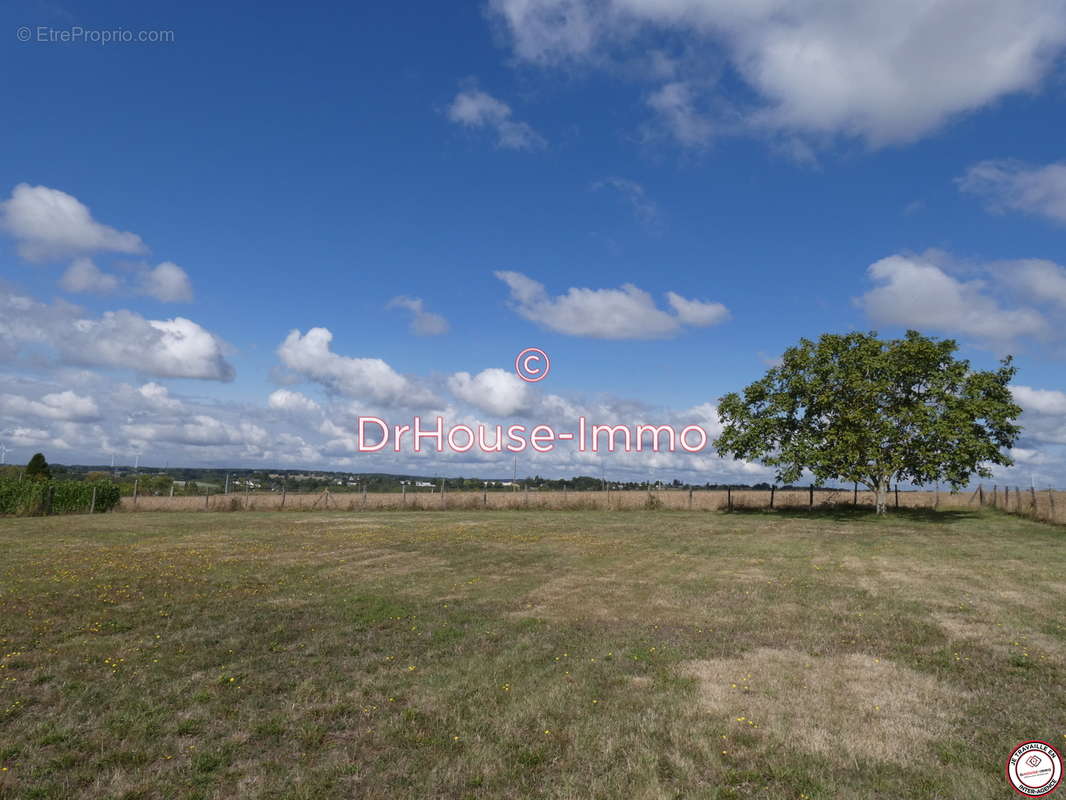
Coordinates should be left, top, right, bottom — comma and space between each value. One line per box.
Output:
1007, 741, 1062, 797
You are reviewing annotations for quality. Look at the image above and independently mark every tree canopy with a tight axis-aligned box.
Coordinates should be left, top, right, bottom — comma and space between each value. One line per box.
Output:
25, 452, 52, 481
713, 330, 1022, 513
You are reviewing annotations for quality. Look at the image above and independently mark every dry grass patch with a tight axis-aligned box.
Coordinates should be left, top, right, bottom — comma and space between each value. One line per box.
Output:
682, 647, 965, 765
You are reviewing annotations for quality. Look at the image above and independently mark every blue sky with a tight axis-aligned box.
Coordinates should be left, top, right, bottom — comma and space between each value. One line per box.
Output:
2, 0, 1066, 484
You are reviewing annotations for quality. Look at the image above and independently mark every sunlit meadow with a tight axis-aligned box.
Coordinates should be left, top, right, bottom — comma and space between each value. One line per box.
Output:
1, 509, 1064, 799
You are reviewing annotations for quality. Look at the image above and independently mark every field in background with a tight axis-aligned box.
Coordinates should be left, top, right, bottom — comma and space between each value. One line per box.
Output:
1, 509, 1064, 799
120, 487, 1066, 525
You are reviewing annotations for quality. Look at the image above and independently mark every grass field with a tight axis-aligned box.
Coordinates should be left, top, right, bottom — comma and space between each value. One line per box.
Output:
1, 509, 1064, 799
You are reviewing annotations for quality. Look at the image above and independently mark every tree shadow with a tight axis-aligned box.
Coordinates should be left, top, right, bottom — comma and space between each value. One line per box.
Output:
727, 504, 980, 525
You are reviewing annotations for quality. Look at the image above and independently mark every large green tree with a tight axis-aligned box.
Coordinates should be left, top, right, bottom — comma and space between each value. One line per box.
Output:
25, 452, 52, 481
714, 331, 1022, 514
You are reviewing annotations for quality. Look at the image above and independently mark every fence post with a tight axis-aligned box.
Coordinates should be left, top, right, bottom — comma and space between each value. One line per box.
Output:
133, 479, 139, 507
45, 484, 54, 515
1031, 486, 1038, 519
89, 486, 97, 514
524, 483, 529, 507
1049, 488, 1055, 519
894, 484, 900, 510
605, 483, 610, 510
363, 483, 367, 509
483, 485, 487, 508
727, 487, 733, 512
770, 486, 775, 510
281, 485, 287, 509
993, 485, 997, 508
688, 486, 693, 510
402, 483, 406, 507
934, 482, 940, 510
979, 485, 984, 506
809, 485, 814, 510
441, 480, 446, 510
204, 488, 209, 511
169, 483, 174, 498
1016, 487, 1022, 514
853, 482, 858, 505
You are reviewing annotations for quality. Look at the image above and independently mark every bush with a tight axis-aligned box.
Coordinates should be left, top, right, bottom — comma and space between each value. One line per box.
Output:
0, 479, 122, 516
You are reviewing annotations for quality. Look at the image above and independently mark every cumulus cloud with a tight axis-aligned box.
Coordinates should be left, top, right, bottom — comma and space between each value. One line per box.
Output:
277, 327, 434, 406
447, 87, 546, 150
959, 160, 1066, 224
0, 288, 234, 380
495, 270, 730, 339
59, 258, 121, 294
0, 183, 146, 261
448, 368, 533, 417
1012, 386, 1066, 417
856, 253, 1049, 346
268, 388, 322, 415
386, 296, 450, 336
140, 262, 194, 302
487, 0, 1066, 147
0, 390, 100, 421
137, 382, 184, 412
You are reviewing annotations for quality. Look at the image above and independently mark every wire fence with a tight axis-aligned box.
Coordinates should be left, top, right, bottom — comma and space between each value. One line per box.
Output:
113, 484, 1066, 524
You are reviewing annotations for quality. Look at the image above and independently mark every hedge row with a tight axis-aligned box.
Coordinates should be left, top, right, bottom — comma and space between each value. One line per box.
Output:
0, 479, 122, 516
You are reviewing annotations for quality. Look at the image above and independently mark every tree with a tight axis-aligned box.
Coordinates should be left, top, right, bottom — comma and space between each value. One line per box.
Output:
25, 452, 52, 481
714, 331, 1021, 514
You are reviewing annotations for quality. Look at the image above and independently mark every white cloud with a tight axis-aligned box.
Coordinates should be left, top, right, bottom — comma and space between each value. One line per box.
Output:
448, 368, 533, 417
59, 258, 120, 294
0, 288, 234, 380
856, 254, 1049, 346
1012, 385, 1066, 417
487, 0, 1066, 147
645, 82, 712, 146
140, 262, 194, 303
268, 389, 322, 415
277, 327, 433, 406
137, 382, 184, 412
0, 390, 100, 421
959, 160, 1066, 224
386, 296, 450, 336
665, 291, 730, 326
0, 183, 146, 261
495, 270, 730, 338
447, 87, 546, 150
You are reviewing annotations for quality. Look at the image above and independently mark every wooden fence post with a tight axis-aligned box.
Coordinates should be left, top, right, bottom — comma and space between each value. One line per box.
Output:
1049, 488, 1055, 519
978, 485, 984, 506
809, 485, 814, 510
1016, 487, 1022, 514
441, 480, 446, 509
524, 483, 529, 507
727, 487, 733, 512
133, 479, 139, 507
402, 484, 406, 507
362, 483, 367, 509
894, 484, 900, 510
204, 488, 209, 511
169, 483, 174, 498
483, 485, 487, 508
853, 482, 858, 505
688, 486, 693, 510
89, 486, 97, 514
993, 485, 997, 508
770, 486, 775, 510
281, 485, 286, 509
1030, 486, 1038, 519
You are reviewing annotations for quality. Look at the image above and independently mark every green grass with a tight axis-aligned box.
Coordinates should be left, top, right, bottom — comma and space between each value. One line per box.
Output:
0, 509, 1063, 799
